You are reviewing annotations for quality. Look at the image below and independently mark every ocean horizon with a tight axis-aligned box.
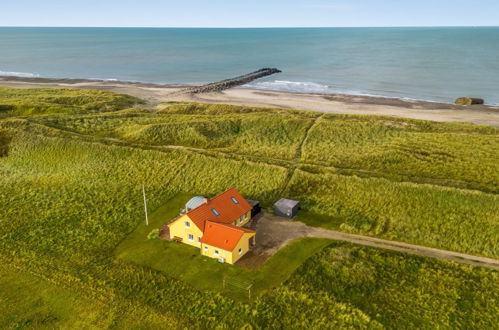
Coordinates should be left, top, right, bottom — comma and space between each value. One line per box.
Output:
1, 26, 498, 104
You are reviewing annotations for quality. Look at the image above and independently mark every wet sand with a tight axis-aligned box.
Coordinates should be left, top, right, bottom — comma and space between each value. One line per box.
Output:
1, 76, 498, 126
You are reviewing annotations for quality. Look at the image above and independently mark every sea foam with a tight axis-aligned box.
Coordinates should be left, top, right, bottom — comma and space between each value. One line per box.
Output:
0, 70, 40, 78
244, 80, 331, 93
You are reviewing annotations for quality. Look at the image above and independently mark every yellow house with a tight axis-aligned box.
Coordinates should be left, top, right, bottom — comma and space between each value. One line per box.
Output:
166, 188, 256, 264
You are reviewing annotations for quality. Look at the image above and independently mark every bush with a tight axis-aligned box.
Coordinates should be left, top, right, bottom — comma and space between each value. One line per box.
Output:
147, 229, 160, 240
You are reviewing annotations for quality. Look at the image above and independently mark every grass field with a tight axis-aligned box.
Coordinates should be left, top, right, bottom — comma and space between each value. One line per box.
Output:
1, 87, 498, 328
115, 194, 332, 300
0, 264, 182, 329
301, 115, 499, 193
284, 242, 499, 329
0, 87, 142, 116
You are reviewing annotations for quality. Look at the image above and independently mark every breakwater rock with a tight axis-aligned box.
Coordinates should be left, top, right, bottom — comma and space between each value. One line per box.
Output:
185, 68, 281, 94
455, 97, 484, 106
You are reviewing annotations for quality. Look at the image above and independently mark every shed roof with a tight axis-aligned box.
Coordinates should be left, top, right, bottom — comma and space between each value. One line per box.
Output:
246, 199, 260, 207
274, 198, 299, 209
200, 221, 255, 251
185, 196, 207, 211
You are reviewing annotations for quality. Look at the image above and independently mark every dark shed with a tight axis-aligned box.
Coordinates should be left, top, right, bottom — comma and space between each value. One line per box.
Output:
246, 199, 261, 217
274, 198, 300, 218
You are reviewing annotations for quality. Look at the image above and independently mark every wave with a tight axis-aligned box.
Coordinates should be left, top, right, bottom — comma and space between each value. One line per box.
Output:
0, 70, 40, 78
243, 80, 332, 94
242, 79, 448, 103
88, 78, 119, 82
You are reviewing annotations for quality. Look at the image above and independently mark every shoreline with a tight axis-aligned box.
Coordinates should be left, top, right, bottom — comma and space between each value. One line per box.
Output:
1, 75, 499, 126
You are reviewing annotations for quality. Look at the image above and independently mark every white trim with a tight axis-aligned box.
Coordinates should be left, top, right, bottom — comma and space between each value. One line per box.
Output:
188, 234, 194, 242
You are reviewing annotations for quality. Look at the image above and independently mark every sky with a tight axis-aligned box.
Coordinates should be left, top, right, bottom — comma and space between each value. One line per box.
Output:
1, 0, 498, 28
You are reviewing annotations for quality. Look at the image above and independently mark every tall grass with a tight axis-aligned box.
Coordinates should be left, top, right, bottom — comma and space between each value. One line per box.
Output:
302, 115, 499, 193
284, 242, 499, 329
287, 169, 499, 257
34, 111, 314, 160
1, 88, 498, 327
0, 87, 142, 116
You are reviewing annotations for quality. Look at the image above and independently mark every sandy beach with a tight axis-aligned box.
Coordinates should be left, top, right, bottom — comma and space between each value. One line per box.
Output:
1, 76, 498, 126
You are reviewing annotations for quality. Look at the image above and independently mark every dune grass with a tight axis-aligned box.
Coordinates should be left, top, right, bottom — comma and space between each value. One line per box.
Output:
288, 169, 499, 257
0, 87, 142, 116
0, 88, 498, 328
301, 115, 499, 193
284, 242, 499, 329
0, 264, 182, 329
34, 110, 314, 160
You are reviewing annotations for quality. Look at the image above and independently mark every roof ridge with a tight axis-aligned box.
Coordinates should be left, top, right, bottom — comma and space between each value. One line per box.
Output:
205, 220, 255, 233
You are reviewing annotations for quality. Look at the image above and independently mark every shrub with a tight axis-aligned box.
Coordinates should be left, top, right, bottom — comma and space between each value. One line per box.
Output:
147, 229, 160, 240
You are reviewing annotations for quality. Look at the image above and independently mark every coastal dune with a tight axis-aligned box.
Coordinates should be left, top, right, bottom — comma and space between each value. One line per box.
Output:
1, 76, 498, 127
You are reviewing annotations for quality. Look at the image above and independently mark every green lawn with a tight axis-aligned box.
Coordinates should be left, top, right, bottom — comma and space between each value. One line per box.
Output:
115, 194, 331, 300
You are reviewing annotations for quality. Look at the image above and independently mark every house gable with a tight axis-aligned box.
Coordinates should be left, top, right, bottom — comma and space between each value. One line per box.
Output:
167, 214, 203, 247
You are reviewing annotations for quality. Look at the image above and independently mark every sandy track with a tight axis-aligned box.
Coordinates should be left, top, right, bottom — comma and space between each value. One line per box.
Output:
254, 214, 499, 270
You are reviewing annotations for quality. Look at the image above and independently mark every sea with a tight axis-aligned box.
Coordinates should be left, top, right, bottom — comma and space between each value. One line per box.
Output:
1, 27, 498, 104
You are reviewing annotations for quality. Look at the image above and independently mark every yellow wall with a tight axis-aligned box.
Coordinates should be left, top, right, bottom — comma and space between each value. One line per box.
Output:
200, 243, 233, 264
200, 231, 255, 265
230, 232, 255, 264
168, 210, 254, 264
235, 211, 252, 227
168, 215, 203, 249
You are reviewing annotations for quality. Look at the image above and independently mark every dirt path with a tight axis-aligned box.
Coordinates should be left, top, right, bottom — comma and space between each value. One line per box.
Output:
253, 214, 499, 270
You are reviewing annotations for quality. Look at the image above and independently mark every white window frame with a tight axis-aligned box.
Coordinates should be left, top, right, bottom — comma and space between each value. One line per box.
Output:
204, 246, 208, 251
185, 221, 190, 228
238, 248, 243, 255
188, 234, 194, 242
231, 197, 239, 204
214, 250, 219, 256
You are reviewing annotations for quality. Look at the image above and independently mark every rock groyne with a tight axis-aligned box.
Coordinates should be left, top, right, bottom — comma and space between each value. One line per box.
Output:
185, 68, 281, 94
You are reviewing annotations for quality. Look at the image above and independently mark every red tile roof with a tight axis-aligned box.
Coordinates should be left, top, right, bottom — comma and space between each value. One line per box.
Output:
183, 188, 252, 232
200, 221, 255, 251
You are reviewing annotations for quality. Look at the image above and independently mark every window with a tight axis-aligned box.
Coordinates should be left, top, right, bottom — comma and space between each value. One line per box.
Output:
198, 237, 201, 243
231, 197, 239, 204
238, 248, 243, 255
239, 217, 243, 224
214, 250, 219, 256
188, 234, 194, 241
185, 221, 190, 228
204, 246, 208, 251
211, 208, 220, 216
